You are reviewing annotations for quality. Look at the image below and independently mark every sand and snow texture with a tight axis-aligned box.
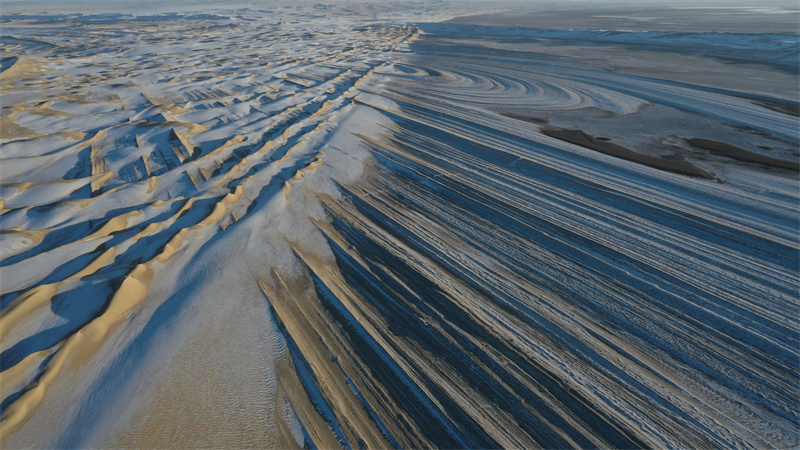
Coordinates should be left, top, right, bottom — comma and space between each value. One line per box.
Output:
1, 2, 799, 449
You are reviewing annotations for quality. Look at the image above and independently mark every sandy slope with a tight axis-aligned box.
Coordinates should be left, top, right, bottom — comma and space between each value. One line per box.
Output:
1, 2, 799, 449
0, 7, 422, 447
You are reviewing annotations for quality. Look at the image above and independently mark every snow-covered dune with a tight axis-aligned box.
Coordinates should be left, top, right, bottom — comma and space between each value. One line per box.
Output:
1, 4, 798, 449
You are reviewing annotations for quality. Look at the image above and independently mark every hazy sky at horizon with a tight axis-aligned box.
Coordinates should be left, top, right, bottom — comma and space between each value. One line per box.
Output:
4, 0, 797, 4
3, 0, 797, 21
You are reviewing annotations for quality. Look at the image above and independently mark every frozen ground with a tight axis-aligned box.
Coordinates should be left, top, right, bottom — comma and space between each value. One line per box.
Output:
1, 1, 798, 448
447, 1, 800, 33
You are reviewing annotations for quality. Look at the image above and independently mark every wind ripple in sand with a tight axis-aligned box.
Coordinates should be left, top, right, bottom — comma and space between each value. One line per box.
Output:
2, 10, 799, 450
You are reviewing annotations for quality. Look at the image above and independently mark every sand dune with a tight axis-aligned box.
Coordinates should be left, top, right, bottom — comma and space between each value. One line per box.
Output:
1, 2, 798, 448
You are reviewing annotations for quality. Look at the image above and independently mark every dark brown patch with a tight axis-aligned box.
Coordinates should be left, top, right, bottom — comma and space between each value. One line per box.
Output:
543, 128, 714, 179
687, 138, 799, 171
753, 99, 800, 118
501, 113, 549, 124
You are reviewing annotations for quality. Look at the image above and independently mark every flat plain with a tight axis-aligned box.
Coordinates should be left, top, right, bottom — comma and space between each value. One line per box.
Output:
1, 1, 798, 448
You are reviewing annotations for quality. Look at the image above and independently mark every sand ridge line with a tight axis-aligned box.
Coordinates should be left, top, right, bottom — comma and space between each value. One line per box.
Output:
0, 192, 221, 332
0, 183, 248, 432
0, 264, 154, 435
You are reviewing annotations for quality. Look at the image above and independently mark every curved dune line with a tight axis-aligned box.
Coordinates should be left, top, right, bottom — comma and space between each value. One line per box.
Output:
304, 155, 324, 171
0, 348, 55, 395
126, 222, 166, 247
275, 122, 330, 164
0, 177, 99, 211
195, 135, 245, 163
0, 228, 50, 254
0, 264, 154, 435
308, 99, 335, 120
82, 210, 142, 242
0, 57, 48, 86
67, 248, 119, 282
282, 181, 292, 200
76, 129, 108, 151
1, 184, 245, 431
1, 245, 119, 332
1, 242, 127, 339
0, 182, 35, 193
0, 284, 59, 338
289, 155, 325, 182
352, 63, 386, 90
1, 199, 187, 343
381, 60, 645, 115
147, 176, 158, 193
196, 185, 244, 228
153, 228, 189, 264
213, 140, 277, 187
2, 197, 169, 273
0, 129, 103, 173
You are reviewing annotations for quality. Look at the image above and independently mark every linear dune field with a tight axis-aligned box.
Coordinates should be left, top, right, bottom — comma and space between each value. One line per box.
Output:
1, 1, 799, 448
